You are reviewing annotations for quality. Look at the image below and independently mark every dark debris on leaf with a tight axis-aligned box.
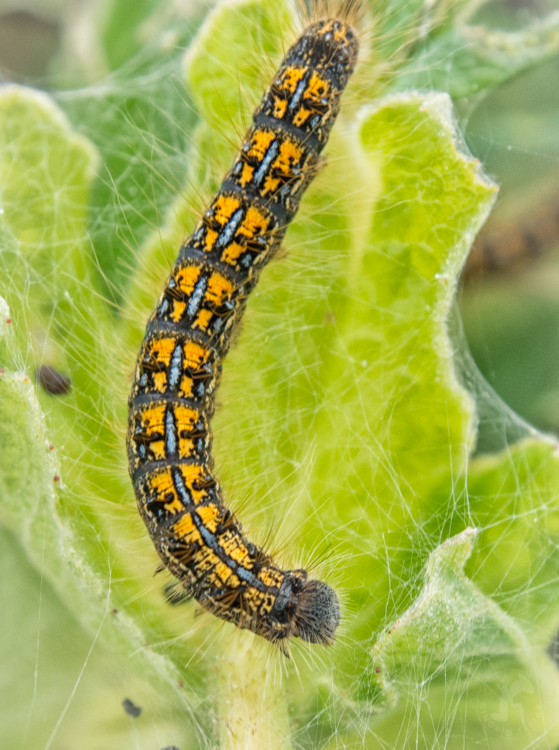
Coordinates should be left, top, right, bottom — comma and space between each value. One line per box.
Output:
122, 698, 142, 718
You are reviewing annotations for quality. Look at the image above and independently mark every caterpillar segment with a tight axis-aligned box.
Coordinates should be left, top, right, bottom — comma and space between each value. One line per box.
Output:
127, 17, 358, 646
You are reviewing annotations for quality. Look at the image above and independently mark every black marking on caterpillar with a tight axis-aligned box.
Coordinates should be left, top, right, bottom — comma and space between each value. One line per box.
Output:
127, 16, 358, 647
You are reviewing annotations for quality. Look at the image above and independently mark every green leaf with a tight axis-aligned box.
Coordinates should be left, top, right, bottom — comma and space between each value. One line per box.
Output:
184, 0, 295, 133
101, 0, 169, 71
4, 1, 559, 748
393, 11, 559, 98
54, 9, 201, 298
362, 528, 559, 749
0, 525, 192, 750
0, 86, 207, 747
462, 439, 559, 635
49, 0, 197, 83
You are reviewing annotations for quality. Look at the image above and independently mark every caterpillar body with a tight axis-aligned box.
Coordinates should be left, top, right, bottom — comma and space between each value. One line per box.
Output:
127, 16, 358, 646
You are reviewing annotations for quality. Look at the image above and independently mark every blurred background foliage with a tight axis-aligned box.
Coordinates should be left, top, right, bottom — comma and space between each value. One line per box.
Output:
462, 46, 559, 434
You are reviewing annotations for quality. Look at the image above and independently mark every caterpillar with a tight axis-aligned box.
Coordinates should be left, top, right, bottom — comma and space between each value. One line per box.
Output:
127, 13, 359, 647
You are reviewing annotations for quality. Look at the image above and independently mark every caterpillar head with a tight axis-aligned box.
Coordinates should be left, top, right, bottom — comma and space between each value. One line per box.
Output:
267, 569, 340, 646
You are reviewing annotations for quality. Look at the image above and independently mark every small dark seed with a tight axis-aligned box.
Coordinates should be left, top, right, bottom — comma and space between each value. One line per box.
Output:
122, 698, 142, 718
36, 365, 71, 395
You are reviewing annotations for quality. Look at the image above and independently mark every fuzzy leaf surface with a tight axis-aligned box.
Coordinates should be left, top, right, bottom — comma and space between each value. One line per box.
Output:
3, 0, 559, 748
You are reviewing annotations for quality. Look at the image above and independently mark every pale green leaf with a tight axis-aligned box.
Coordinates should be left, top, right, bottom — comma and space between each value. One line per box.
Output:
3, 1, 559, 748
394, 11, 559, 98
360, 529, 559, 749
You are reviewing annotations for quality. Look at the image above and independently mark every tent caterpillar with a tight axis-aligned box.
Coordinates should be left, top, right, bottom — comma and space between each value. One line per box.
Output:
127, 14, 358, 646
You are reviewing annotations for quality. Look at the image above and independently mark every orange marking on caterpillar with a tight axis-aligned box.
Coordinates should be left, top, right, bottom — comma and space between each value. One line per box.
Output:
237, 207, 269, 240
183, 341, 209, 369
173, 513, 202, 544
281, 66, 305, 93
171, 300, 186, 322
206, 274, 233, 306
151, 338, 176, 366
214, 195, 241, 224
305, 72, 329, 103
176, 265, 201, 295
222, 241, 246, 265
153, 372, 167, 393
